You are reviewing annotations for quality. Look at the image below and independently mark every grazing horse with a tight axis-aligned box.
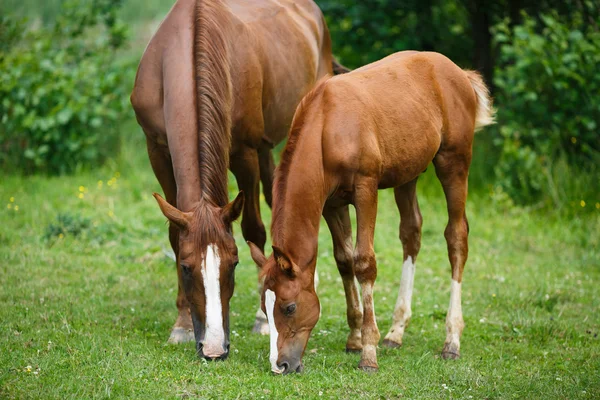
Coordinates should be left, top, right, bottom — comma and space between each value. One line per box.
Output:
130, 0, 346, 360
249, 51, 494, 373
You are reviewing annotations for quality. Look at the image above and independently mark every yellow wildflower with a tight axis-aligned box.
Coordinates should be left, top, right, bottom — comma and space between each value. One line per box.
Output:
78, 193, 84, 199
14, 205, 19, 211
571, 137, 577, 144
7, 204, 11, 209
9, 197, 15, 202
79, 186, 85, 192
115, 172, 121, 178
108, 210, 114, 217
58, 233, 64, 239
25, 365, 32, 373
580, 200, 586, 207
97, 180, 103, 188
596, 202, 600, 209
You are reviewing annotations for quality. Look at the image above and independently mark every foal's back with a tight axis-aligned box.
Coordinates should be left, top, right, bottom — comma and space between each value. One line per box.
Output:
319, 51, 478, 189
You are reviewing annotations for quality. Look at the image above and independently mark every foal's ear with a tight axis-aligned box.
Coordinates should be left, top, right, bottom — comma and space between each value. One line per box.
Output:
272, 246, 296, 278
153, 193, 190, 230
248, 241, 267, 268
221, 191, 244, 225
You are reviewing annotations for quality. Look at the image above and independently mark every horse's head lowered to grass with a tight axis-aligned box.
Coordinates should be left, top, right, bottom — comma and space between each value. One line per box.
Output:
154, 192, 244, 361
249, 242, 320, 374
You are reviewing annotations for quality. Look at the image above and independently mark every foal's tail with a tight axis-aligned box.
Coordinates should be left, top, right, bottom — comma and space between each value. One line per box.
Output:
465, 71, 495, 131
332, 58, 351, 75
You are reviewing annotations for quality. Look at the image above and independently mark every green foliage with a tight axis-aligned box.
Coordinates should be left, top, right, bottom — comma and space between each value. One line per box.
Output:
317, 0, 472, 69
44, 212, 91, 241
492, 13, 600, 205
0, 0, 133, 175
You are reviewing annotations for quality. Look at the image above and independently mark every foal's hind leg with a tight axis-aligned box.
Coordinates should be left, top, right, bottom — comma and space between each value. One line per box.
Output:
383, 178, 422, 348
146, 138, 194, 344
324, 205, 363, 353
433, 151, 471, 359
230, 145, 269, 335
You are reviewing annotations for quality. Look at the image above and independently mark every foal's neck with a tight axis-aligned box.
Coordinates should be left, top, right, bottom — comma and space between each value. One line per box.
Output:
271, 123, 328, 270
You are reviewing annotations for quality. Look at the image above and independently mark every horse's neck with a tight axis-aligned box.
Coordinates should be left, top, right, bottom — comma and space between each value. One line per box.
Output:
194, 0, 234, 208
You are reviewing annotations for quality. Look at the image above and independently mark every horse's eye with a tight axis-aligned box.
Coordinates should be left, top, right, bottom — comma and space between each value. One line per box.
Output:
180, 264, 191, 275
285, 304, 296, 316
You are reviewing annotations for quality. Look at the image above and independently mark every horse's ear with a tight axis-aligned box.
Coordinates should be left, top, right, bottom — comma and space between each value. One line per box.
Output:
153, 193, 190, 230
222, 191, 244, 225
248, 241, 267, 268
272, 246, 296, 278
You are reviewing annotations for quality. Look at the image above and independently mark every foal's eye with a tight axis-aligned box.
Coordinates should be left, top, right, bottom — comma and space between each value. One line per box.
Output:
285, 304, 296, 316
180, 264, 191, 275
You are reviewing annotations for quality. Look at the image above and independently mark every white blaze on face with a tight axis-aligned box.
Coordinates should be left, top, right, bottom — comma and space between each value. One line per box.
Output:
200, 244, 225, 357
265, 289, 282, 374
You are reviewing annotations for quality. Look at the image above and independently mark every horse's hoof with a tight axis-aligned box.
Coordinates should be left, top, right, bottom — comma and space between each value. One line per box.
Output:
345, 347, 362, 354
382, 338, 402, 348
167, 327, 194, 344
252, 319, 270, 335
441, 342, 460, 359
358, 362, 379, 373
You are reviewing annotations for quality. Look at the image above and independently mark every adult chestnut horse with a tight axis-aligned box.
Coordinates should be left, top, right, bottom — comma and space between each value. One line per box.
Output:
130, 0, 345, 360
249, 51, 494, 373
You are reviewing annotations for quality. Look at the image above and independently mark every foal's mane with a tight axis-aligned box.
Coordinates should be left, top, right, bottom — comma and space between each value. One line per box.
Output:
271, 77, 330, 240
194, 0, 233, 207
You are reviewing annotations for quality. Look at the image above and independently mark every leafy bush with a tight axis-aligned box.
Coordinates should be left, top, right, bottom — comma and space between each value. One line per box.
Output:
44, 212, 91, 241
492, 13, 600, 205
0, 0, 133, 174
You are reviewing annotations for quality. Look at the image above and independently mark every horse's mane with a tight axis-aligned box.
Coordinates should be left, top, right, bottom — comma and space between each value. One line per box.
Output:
271, 77, 330, 240
194, 0, 233, 207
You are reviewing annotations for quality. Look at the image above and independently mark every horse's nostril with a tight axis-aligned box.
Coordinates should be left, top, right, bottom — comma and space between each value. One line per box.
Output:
296, 363, 304, 373
279, 362, 289, 374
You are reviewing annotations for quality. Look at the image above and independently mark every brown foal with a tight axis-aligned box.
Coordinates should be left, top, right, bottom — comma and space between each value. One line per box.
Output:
130, 0, 345, 360
249, 51, 494, 373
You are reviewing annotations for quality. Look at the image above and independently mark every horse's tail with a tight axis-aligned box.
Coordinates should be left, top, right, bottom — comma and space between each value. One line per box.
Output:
332, 58, 350, 75
465, 70, 495, 131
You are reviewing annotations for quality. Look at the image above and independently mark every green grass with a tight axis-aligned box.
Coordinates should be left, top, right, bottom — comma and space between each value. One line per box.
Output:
1, 126, 599, 399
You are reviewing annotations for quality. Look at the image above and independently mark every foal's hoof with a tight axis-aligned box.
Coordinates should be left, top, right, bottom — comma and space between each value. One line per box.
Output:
358, 363, 379, 373
167, 327, 194, 344
252, 319, 270, 335
345, 346, 362, 354
441, 343, 460, 360
382, 338, 402, 348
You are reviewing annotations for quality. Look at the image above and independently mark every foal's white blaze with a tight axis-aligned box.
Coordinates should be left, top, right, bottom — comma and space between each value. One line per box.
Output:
265, 289, 282, 373
201, 244, 226, 357
446, 279, 464, 346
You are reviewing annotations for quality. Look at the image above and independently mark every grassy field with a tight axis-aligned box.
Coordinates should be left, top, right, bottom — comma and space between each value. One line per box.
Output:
1, 124, 599, 399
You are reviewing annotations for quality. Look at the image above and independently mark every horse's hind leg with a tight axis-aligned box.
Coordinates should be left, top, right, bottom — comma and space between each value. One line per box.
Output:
324, 205, 363, 353
230, 145, 269, 335
433, 150, 471, 359
258, 140, 275, 208
383, 178, 422, 348
146, 138, 194, 344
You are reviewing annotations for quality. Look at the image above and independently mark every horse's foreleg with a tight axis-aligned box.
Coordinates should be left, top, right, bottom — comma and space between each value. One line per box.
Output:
324, 205, 363, 353
383, 178, 422, 348
353, 180, 381, 372
434, 151, 470, 360
230, 146, 269, 335
145, 138, 194, 344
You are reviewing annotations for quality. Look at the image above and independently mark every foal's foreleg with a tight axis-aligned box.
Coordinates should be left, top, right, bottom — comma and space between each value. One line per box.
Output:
383, 179, 422, 348
353, 181, 381, 371
324, 205, 363, 353
434, 153, 470, 359
257, 141, 275, 208
230, 146, 269, 335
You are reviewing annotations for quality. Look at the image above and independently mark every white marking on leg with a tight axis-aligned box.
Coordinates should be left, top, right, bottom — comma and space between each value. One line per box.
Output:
445, 279, 464, 351
201, 244, 225, 357
265, 289, 282, 374
386, 256, 415, 342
